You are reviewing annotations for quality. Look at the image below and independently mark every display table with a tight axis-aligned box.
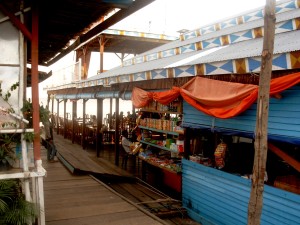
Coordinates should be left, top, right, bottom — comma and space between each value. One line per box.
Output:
139, 155, 182, 193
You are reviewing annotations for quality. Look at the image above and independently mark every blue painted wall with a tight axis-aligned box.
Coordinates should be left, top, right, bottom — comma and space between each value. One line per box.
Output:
182, 159, 300, 225
182, 86, 300, 224
183, 86, 300, 144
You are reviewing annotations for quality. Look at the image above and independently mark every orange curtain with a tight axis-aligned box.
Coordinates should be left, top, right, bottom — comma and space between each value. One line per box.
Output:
131, 72, 300, 119
179, 77, 258, 118
131, 87, 153, 108
152, 87, 181, 104
270, 72, 300, 95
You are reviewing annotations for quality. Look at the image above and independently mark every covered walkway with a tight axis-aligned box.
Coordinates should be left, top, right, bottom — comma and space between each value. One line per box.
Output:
43, 143, 167, 225
42, 133, 200, 225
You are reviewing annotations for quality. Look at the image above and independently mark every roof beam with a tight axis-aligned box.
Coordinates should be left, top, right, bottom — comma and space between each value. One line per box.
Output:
0, 3, 32, 41
45, 0, 155, 66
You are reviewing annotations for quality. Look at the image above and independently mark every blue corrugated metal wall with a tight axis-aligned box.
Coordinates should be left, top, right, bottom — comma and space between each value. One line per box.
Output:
182, 86, 300, 224
183, 86, 300, 144
182, 159, 300, 225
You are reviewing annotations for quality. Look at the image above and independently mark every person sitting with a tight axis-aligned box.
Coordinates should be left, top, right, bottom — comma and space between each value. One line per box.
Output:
175, 120, 185, 135
121, 130, 134, 168
121, 130, 133, 154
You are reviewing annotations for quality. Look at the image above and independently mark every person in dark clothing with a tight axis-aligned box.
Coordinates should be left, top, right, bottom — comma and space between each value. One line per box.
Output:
43, 115, 57, 162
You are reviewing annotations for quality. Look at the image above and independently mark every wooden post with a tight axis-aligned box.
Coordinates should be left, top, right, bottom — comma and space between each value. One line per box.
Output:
99, 34, 105, 73
72, 100, 77, 144
51, 95, 54, 115
247, 1, 276, 224
47, 94, 50, 110
109, 98, 113, 129
115, 97, 120, 166
96, 99, 103, 157
63, 99, 67, 138
56, 99, 60, 134
82, 99, 87, 149
30, 0, 41, 161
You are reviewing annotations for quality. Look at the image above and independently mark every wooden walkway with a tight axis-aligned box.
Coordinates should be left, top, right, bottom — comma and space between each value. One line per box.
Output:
42, 145, 167, 224
42, 133, 201, 225
53, 133, 134, 178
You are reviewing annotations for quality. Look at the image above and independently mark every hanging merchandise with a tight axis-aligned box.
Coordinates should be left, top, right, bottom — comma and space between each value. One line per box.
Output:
214, 141, 227, 169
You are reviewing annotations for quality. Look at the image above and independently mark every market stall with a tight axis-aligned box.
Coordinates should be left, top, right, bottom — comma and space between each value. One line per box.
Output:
131, 73, 300, 225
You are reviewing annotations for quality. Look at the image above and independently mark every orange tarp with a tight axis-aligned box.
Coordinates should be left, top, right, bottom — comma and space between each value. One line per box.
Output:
131, 72, 300, 119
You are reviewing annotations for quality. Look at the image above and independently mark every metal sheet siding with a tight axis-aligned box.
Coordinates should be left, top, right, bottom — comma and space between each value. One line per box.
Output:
182, 159, 251, 225
55, 94, 77, 99
94, 91, 119, 99
183, 85, 300, 142
76, 93, 95, 99
182, 159, 300, 225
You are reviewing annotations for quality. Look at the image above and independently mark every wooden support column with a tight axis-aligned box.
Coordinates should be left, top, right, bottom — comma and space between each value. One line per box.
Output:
109, 98, 113, 129
76, 46, 91, 80
30, 0, 40, 161
82, 99, 87, 149
248, 1, 276, 224
56, 99, 60, 134
98, 34, 105, 73
47, 94, 50, 110
115, 98, 120, 166
51, 95, 54, 116
63, 99, 67, 138
96, 99, 103, 157
84, 48, 91, 79
72, 100, 77, 144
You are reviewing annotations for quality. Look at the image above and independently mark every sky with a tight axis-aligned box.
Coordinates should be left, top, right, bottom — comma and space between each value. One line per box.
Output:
87, 0, 268, 75
38, 0, 274, 116
48, 0, 269, 76
111, 0, 267, 37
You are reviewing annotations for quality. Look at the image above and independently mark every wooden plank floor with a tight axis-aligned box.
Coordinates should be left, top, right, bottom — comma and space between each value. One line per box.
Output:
52, 134, 134, 178
44, 133, 201, 225
42, 146, 167, 225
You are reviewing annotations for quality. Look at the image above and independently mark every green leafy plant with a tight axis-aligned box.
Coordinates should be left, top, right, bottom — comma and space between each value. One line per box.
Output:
0, 179, 38, 225
0, 134, 19, 170
23, 133, 34, 143
0, 82, 19, 111
21, 99, 50, 127
1, 83, 39, 224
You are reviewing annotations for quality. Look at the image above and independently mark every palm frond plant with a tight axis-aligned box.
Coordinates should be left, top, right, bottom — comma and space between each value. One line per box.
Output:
0, 179, 38, 225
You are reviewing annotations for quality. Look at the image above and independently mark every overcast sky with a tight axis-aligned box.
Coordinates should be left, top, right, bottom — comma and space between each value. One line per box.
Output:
112, 0, 267, 36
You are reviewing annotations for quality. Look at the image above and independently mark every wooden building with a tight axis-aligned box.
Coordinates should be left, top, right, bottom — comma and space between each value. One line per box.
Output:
0, 1, 156, 224
46, 0, 300, 224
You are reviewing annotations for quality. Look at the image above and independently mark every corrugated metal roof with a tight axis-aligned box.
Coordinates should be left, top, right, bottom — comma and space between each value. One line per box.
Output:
87, 50, 201, 80
86, 8, 300, 81
70, 0, 300, 88
182, 30, 300, 66
140, 7, 300, 57
88, 29, 300, 80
